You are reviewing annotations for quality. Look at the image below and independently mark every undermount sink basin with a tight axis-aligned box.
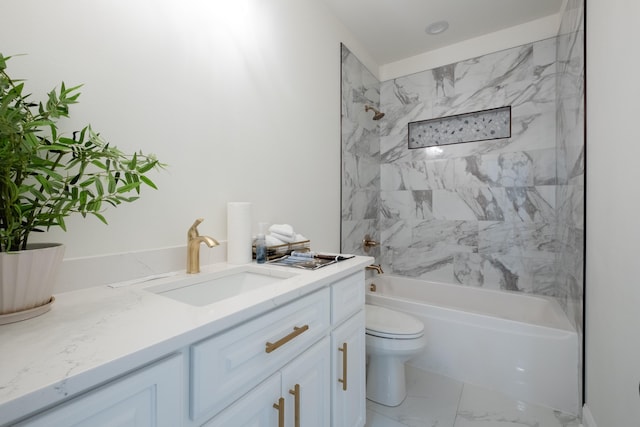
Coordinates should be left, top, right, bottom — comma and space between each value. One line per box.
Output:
146, 267, 297, 307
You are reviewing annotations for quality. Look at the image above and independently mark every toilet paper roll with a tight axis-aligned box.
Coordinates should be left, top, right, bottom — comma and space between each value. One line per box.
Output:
227, 202, 252, 265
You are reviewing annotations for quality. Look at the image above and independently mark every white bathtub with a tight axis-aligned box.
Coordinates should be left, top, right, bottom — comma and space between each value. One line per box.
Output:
366, 275, 580, 415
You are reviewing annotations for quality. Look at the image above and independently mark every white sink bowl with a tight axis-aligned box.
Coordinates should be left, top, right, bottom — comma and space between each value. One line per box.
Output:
146, 266, 297, 306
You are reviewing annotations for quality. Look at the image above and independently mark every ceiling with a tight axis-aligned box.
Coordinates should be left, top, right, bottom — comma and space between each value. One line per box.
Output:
319, 0, 565, 65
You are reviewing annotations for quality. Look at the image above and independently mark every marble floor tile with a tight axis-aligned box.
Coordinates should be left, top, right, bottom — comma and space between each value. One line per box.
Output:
453, 383, 581, 427
366, 366, 463, 427
365, 409, 409, 427
363, 365, 581, 427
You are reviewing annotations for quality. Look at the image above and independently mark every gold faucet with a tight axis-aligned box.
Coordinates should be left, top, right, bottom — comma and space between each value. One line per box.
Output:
187, 218, 219, 274
366, 264, 384, 274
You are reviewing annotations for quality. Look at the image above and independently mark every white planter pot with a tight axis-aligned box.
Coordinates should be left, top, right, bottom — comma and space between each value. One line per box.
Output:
0, 243, 65, 324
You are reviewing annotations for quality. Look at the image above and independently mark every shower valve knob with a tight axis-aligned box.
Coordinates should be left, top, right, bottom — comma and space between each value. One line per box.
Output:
363, 234, 379, 253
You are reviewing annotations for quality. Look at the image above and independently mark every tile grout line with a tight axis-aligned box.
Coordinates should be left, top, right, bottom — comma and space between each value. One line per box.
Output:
451, 381, 467, 427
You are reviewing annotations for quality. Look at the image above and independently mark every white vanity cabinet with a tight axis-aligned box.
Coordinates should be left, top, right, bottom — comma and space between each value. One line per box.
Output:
15, 354, 183, 427
330, 271, 366, 427
199, 271, 366, 427
281, 337, 331, 427
331, 310, 366, 427
204, 337, 330, 427
190, 287, 331, 423
1, 261, 372, 427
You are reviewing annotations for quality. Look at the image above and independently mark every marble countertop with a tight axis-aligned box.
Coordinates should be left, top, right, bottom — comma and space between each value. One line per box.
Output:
0, 256, 373, 425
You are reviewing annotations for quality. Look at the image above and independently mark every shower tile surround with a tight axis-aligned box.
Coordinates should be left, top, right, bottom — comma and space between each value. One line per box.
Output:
341, 44, 381, 259
555, 0, 585, 400
341, 4, 584, 330
377, 38, 561, 295
555, 0, 585, 338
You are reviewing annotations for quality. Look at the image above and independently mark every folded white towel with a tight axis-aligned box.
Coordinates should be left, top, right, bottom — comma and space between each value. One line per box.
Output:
295, 234, 308, 242
266, 234, 285, 246
271, 231, 297, 243
269, 224, 295, 238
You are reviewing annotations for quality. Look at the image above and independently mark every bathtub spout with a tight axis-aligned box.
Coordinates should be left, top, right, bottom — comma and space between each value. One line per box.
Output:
366, 264, 384, 274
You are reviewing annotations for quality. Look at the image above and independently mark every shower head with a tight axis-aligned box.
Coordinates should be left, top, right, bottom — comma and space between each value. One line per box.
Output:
365, 105, 385, 120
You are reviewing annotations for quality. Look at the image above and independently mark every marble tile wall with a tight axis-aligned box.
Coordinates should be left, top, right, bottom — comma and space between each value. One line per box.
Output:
556, 0, 585, 334
341, 7, 584, 316
377, 38, 562, 296
341, 44, 381, 259
555, 0, 585, 403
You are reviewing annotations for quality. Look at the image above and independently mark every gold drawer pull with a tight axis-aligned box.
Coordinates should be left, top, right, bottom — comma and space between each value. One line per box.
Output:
289, 384, 301, 427
273, 397, 285, 427
265, 325, 309, 354
338, 342, 348, 391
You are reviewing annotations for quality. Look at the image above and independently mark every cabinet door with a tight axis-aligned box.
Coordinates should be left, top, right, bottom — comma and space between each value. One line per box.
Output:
191, 288, 330, 421
203, 373, 281, 427
281, 337, 330, 427
17, 354, 183, 427
331, 310, 366, 427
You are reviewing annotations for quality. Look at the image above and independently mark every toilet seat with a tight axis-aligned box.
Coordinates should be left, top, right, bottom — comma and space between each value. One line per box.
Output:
365, 305, 424, 339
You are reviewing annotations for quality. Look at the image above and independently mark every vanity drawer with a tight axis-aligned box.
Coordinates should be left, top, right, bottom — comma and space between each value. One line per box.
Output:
190, 287, 330, 421
331, 271, 365, 326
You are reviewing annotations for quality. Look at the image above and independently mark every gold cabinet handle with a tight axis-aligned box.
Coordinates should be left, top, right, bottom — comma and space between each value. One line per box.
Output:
289, 384, 300, 427
265, 325, 309, 354
338, 342, 348, 391
273, 397, 285, 427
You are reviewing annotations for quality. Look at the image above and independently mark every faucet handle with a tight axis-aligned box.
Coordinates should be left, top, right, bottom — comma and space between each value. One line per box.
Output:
188, 218, 205, 239
363, 234, 380, 253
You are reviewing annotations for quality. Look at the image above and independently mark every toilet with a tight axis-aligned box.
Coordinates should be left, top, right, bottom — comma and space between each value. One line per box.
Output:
365, 304, 426, 406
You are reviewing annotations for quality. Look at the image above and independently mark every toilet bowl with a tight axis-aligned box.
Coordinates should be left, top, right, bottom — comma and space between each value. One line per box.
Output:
365, 304, 426, 407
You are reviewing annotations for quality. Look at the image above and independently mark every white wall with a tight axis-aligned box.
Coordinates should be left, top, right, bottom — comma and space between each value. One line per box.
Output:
586, 0, 640, 424
0, 0, 372, 258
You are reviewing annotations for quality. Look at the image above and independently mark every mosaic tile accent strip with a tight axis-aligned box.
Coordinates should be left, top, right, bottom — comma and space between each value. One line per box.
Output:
408, 106, 511, 149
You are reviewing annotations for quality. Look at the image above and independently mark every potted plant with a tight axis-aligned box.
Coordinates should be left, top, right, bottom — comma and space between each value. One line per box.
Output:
0, 53, 163, 323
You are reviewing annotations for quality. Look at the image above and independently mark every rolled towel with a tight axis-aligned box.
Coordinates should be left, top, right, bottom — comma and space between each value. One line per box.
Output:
270, 231, 297, 243
269, 224, 295, 238
265, 234, 285, 246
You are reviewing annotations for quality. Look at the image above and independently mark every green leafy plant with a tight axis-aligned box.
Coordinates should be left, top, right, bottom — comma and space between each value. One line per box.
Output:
0, 54, 163, 252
